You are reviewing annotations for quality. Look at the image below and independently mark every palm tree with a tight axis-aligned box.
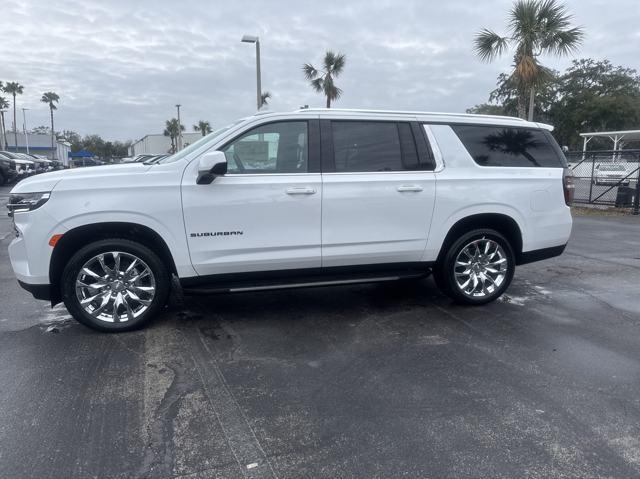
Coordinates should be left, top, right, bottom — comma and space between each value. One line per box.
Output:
193, 120, 212, 137
163, 118, 184, 153
41, 92, 60, 158
3, 82, 24, 149
0, 96, 8, 150
303, 51, 346, 108
474, 0, 583, 120
260, 91, 271, 108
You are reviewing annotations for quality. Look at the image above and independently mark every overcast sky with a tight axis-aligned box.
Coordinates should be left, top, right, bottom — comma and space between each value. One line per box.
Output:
0, 0, 638, 141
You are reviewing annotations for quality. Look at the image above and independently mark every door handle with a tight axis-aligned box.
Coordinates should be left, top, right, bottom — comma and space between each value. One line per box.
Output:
396, 185, 423, 192
285, 187, 317, 195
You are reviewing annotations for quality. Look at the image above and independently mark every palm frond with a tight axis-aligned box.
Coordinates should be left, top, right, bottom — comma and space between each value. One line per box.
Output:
260, 91, 271, 106
310, 77, 324, 93
509, 0, 539, 39
541, 26, 584, 56
302, 63, 318, 80
324, 51, 337, 71
331, 53, 346, 76
474, 29, 510, 62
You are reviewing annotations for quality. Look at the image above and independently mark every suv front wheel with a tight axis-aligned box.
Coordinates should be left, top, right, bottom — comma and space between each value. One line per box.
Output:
61, 239, 170, 332
434, 229, 515, 305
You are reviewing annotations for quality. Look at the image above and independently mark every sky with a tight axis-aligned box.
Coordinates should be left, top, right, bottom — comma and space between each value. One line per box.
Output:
0, 0, 638, 142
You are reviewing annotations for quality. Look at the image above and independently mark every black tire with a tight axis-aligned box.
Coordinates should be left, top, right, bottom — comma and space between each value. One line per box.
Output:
433, 229, 515, 305
61, 239, 170, 332
0, 171, 5, 186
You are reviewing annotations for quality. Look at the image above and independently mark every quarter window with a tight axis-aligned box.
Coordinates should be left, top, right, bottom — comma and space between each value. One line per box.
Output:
222, 121, 308, 174
451, 125, 565, 168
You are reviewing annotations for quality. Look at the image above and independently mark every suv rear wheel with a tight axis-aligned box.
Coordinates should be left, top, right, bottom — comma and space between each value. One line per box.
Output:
434, 229, 515, 305
61, 239, 170, 332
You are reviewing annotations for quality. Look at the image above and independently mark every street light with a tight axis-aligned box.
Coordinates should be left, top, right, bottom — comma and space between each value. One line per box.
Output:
175, 104, 182, 151
22, 108, 30, 154
241, 34, 262, 110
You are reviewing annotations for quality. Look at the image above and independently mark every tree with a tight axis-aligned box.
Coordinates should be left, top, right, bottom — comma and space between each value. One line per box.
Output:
2, 82, 24, 148
474, 0, 583, 120
303, 51, 346, 108
260, 91, 271, 108
40, 92, 60, 157
58, 129, 82, 151
31, 125, 52, 135
193, 120, 212, 137
549, 59, 640, 148
0, 95, 8, 150
163, 118, 185, 153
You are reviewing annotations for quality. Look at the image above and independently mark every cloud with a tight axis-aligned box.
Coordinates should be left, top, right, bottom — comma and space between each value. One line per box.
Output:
0, 0, 638, 140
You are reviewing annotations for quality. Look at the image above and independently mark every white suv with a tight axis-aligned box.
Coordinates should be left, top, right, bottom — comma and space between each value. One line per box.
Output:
7, 109, 573, 332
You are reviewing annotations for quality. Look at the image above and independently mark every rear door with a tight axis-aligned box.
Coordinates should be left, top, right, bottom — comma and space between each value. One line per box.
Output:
320, 119, 437, 267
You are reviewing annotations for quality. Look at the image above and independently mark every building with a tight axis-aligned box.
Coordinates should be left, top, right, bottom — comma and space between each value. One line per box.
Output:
2, 132, 71, 162
129, 132, 203, 156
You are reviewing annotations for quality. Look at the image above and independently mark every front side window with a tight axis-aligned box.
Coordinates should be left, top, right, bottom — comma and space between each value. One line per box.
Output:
221, 121, 308, 174
452, 125, 565, 168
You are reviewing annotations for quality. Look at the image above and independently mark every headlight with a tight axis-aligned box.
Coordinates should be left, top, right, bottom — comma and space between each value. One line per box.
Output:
7, 192, 51, 216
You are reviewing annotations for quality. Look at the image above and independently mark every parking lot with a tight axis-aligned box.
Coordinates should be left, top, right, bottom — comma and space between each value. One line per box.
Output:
0, 184, 639, 478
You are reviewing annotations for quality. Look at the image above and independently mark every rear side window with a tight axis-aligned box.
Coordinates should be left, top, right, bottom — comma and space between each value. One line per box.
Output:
332, 121, 403, 172
452, 125, 565, 168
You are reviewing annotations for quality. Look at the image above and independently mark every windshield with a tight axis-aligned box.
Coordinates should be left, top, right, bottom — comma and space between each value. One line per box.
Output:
599, 164, 625, 171
154, 120, 245, 164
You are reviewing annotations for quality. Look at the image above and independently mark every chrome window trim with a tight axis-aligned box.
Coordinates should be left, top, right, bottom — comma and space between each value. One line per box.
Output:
422, 125, 444, 172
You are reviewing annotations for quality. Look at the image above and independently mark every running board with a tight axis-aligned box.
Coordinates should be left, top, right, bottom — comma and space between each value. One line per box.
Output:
182, 271, 428, 296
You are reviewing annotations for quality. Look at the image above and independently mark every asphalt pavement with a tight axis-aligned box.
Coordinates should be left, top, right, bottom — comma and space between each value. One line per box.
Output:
1, 184, 639, 478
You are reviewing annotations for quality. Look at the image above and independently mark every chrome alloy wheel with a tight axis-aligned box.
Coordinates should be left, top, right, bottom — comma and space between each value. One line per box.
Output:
453, 237, 508, 298
75, 251, 156, 323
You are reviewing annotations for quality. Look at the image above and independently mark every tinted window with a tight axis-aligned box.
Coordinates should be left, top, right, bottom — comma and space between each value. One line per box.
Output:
332, 121, 403, 172
452, 125, 565, 168
222, 121, 308, 174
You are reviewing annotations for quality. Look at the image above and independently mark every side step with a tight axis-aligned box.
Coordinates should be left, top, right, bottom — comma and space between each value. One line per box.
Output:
182, 270, 429, 296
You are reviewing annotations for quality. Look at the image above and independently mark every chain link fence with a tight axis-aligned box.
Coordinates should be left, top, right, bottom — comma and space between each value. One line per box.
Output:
566, 150, 640, 213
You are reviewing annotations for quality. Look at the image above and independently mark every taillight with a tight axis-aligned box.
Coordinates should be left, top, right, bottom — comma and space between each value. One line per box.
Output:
563, 168, 574, 206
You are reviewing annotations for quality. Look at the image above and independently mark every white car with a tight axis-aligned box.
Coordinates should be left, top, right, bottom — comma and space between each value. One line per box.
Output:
593, 163, 630, 186
7, 109, 573, 332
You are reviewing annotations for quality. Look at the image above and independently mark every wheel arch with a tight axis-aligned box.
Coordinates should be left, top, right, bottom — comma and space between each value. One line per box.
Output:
436, 213, 524, 265
49, 222, 178, 305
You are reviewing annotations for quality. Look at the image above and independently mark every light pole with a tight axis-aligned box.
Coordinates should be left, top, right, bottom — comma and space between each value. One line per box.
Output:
22, 108, 30, 154
175, 104, 182, 151
241, 34, 261, 110
0, 110, 6, 151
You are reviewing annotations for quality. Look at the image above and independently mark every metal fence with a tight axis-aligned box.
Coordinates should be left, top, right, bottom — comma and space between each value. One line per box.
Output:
566, 150, 640, 213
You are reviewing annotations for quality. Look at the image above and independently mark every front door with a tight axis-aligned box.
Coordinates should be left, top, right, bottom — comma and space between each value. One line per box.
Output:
181, 120, 322, 276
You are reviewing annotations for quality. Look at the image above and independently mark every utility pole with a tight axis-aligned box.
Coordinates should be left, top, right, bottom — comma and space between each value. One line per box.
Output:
22, 108, 30, 154
175, 104, 182, 151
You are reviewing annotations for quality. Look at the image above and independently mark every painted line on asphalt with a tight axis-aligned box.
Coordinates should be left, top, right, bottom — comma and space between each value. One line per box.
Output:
181, 326, 279, 479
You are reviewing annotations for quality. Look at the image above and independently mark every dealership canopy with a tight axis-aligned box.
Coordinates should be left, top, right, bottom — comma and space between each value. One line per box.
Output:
580, 129, 640, 151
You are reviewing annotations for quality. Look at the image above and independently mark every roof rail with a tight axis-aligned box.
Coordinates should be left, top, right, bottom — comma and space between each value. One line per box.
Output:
295, 108, 527, 123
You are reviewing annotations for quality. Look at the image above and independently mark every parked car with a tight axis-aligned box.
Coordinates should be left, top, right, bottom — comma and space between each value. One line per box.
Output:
7, 109, 573, 332
0, 152, 35, 177
0, 155, 18, 185
593, 163, 630, 186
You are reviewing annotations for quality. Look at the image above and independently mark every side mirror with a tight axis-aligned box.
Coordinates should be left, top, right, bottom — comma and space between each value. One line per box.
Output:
197, 151, 227, 185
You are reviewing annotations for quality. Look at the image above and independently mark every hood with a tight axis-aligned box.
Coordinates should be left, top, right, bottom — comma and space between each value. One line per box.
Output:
10, 163, 151, 194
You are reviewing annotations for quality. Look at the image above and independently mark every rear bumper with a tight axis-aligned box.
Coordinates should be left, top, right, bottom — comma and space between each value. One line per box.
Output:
17, 281, 52, 301
517, 244, 567, 265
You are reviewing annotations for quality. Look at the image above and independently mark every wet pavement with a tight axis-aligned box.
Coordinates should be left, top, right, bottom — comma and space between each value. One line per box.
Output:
1, 184, 639, 478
